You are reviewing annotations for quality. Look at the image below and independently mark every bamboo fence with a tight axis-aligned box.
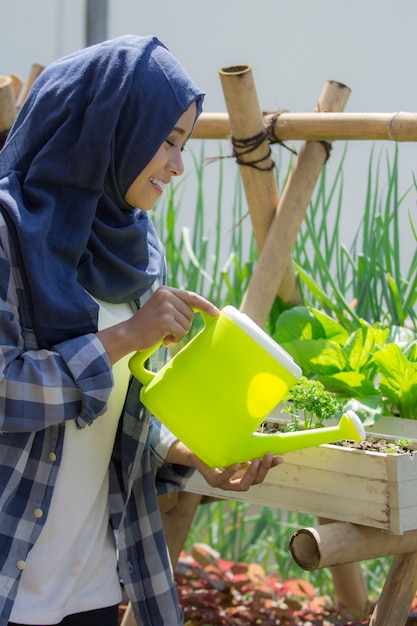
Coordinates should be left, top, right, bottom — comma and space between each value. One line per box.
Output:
193, 110, 417, 142
1, 64, 416, 143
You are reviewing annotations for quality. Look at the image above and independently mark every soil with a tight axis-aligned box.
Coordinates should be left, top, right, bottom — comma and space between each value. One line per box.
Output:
333, 435, 415, 457
260, 420, 416, 457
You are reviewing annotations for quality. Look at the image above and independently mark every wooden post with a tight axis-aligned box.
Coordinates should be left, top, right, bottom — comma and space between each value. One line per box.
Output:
218, 65, 278, 251
369, 552, 417, 626
17, 63, 44, 108
158, 491, 203, 564
240, 80, 351, 327
120, 602, 137, 626
290, 521, 417, 569
9, 74, 23, 102
290, 521, 417, 623
219, 64, 300, 305
315, 516, 369, 618
328, 562, 370, 619
0, 76, 17, 133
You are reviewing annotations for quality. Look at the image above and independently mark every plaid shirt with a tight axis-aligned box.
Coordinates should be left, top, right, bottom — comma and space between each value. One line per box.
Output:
0, 213, 191, 626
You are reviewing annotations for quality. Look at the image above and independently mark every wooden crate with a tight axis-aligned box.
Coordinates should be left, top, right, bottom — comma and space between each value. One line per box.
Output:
185, 415, 417, 535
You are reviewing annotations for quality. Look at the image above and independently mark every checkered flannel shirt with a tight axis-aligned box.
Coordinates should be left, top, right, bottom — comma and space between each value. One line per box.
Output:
0, 212, 192, 626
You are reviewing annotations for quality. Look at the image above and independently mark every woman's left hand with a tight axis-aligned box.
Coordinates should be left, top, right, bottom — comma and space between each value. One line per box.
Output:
192, 453, 283, 492
166, 440, 282, 492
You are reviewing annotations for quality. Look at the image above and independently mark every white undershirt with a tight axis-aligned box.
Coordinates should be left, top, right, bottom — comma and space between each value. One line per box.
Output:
11, 300, 134, 625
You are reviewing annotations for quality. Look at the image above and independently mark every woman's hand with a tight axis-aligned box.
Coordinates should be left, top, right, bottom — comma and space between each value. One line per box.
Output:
132, 286, 219, 349
166, 440, 283, 492
96, 286, 219, 364
192, 453, 283, 492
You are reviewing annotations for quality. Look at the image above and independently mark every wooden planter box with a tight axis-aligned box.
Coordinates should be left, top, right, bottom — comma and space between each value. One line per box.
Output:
185, 414, 417, 535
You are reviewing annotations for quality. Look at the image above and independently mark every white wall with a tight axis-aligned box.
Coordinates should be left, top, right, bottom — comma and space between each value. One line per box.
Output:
2, 0, 416, 271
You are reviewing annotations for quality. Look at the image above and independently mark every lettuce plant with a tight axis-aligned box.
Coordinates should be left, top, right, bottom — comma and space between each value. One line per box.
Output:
273, 305, 417, 424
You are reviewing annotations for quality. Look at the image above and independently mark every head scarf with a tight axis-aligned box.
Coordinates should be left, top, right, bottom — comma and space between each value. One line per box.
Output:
0, 35, 204, 348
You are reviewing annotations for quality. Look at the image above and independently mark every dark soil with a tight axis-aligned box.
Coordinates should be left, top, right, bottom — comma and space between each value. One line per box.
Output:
333, 436, 415, 457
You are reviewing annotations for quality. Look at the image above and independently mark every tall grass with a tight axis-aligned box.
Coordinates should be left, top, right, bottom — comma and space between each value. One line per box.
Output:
293, 143, 417, 331
153, 141, 416, 601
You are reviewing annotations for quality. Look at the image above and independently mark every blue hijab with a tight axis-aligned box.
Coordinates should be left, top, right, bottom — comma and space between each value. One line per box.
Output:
0, 35, 204, 348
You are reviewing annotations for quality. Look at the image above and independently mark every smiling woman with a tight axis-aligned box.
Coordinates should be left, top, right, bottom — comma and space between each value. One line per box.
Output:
124, 103, 197, 211
0, 34, 282, 626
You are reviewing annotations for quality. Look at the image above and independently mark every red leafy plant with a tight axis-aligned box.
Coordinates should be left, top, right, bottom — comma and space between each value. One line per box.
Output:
174, 544, 370, 625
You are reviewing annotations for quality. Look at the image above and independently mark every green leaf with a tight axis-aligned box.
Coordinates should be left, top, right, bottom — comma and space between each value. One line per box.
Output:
373, 344, 417, 419
274, 306, 348, 344
317, 371, 379, 398
344, 325, 388, 372
281, 338, 348, 376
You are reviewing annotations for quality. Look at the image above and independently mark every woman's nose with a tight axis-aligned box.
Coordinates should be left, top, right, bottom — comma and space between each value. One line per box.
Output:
169, 150, 184, 176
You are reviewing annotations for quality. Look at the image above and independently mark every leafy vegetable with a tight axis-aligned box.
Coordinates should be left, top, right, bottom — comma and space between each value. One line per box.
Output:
273, 305, 417, 422
282, 376, 341, 430
372, 344, 417, 420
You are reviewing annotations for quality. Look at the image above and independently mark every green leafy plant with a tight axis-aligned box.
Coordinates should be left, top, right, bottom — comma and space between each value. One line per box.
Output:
273, 305, 417, 422
385, 438, 413, 454
281, 376, 341, 430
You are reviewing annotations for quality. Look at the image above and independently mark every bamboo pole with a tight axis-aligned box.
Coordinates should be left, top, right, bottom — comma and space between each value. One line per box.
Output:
0, 76, 17, 133
290, 522, 417, 570
240, 80, 351, 326
10, 74, 23, 102
328, 562, 370, 619
17, 63, 44, 108
120, 601, 137, 626
218, 65, 300, 305
369, 552, 417, 626
218, 65, 279, 251
193, 110, 417, 142
158, 492, 203, 564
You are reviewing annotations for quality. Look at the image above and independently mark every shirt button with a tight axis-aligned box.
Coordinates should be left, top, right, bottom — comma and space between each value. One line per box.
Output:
33, 508, 43, 519
16, 560, 26, 570
49, 452, 57, 462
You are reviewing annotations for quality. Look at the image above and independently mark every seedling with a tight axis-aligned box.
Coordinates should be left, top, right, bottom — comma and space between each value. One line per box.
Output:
282, 376, 341, 431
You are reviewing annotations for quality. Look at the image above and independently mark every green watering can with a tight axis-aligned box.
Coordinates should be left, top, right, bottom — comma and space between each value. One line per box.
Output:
129, 306, 365, 467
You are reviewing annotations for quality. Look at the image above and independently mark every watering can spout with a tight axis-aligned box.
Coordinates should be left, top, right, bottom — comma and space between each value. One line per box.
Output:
225, 410, 366, 466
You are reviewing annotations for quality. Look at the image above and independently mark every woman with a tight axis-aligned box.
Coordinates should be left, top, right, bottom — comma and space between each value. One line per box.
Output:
0, 35, 281, 626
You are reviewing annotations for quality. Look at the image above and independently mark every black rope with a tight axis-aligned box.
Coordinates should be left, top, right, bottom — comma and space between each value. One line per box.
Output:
320, 140, 333, 162
266, 111, 298, 156
231, 129, 275, 171
203, 109, 333, 168
267, 110, 333, 162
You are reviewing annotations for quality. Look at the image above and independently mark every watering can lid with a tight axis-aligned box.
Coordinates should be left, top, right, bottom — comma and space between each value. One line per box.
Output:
223, 306, 302, 379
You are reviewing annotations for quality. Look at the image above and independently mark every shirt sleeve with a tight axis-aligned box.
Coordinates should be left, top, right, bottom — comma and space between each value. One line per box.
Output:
148, 417, 194, 493
0, 240, 113, 433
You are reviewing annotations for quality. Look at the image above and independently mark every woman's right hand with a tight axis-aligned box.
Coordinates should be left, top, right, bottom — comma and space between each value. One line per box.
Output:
96, 286, 219, 364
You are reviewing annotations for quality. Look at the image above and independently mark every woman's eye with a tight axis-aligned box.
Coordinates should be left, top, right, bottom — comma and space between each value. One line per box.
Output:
166, 139, 186, 152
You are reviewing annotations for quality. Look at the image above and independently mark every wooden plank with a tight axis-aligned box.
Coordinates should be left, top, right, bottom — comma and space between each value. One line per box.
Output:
185, 439, 417, 533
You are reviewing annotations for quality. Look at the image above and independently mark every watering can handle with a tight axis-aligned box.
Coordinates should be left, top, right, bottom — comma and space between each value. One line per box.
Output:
128, 308, 214, 385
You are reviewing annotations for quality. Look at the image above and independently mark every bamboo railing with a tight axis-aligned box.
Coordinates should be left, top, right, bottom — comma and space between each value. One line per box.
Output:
193, 110, 417, 142
1, 65, 416, 143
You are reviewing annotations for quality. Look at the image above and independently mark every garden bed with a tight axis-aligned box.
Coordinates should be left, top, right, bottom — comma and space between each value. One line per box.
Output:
185, 414, 417, 535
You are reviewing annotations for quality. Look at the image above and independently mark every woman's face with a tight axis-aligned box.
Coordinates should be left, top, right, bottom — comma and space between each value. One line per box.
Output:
124, 102, 197, 211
